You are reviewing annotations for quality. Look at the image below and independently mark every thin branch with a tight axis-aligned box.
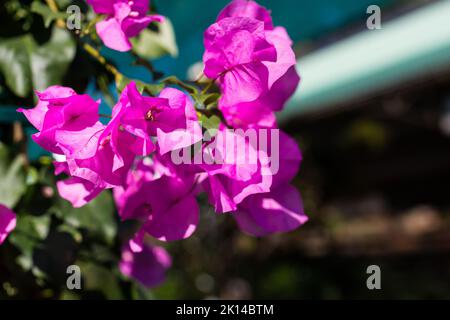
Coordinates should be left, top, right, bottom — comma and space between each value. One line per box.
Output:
45, 0, 66, 28
83, 43, 121, 80
201, 79, 216, 94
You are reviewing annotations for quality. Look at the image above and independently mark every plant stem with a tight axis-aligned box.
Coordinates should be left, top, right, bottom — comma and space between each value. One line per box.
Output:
44, 0, 122, 81
201, 79, 215, 94
45, 0, 66, 28
82, 43, 121, 80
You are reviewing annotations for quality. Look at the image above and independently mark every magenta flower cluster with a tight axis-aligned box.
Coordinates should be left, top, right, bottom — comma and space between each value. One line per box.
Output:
87, 0, 164, 51
5, 0, 308, 288
204, 0, 300, 129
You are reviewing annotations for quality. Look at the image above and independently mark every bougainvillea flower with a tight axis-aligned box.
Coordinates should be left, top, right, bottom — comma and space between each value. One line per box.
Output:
0, 204, 16, 245
19, 82, 202, 209
17, 86, 99, 154
17, 86, 75, 131
199, 126, 273, 213
232, 131, 307, 236
260, 27, 300, 112
218, 0, 297, 81
56, 177, 104, 208
219, 100, 276, 129
217, 0, 274, 30
269, 131, 302, 187
211, 0, 300, 127
52, 82, 169, 192
54, 161, 104, 208
234, 184, 307, 236
101, 83, 162, 159
154, 87, 203, 155
55, 121, 136, 188
112, 82, 202, 157
18, 86, 122, 206
119, 243, 171, 288
203, 16, 277, 107
114, 157, 199, 243
88, 0, 164, 51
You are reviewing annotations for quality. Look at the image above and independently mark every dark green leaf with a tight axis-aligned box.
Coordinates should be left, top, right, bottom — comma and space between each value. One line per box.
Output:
53, 191, 117, 244
77, 261, 124, 299
0, 35, 33, 97
30, 27, 76, 92
162, 76, 198, 95
9, 214, 51, 271
195, 92, 220, 110
0, 27, 75, 97
136, 81, 164, 96
198, 114, 221, 132
0, 143, 27, 207
116, 74, 164, 96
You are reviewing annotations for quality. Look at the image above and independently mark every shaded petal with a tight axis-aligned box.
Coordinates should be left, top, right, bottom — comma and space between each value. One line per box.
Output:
203, 17, 274, 78
55, 122, 105, 160
96, 17, 132, 52
272, 131, 302, 187
29, 94, 99, 154
57, 177, 103, 208
129, 228, 146, 253
220, 62, 268, 106
155, 88, 202, 155
264, 27, 296, 88
219, 99, 276, 129
261, 66, 300, 112
129, 0, 150, 16
234, 184, 307, 236
217, 0, 274, 30
0, 204, 16, 245
17, 86, 75, 131
145, 195, 199, 241
119, 243, 171, 288
86, 0, 115, 14
122, 15, 162, 38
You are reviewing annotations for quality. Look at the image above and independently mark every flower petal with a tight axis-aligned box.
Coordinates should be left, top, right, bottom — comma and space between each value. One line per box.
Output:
96, 17, 132, 52
234, 184, 308, 236
0, 204, 16, 245
119, 243, 172, 288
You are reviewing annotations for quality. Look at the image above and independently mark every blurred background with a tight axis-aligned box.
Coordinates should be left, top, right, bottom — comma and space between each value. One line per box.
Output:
1, 0, 450, 299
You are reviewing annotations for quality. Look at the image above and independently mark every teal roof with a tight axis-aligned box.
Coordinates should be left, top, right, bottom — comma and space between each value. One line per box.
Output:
280, 0, 450, 120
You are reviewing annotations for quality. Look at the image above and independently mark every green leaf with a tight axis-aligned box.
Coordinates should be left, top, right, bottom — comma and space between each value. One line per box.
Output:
194, 92, 220, 110
30, 1, 68, 28
137, 81, 164, 96
162, 76, 198, 95
198, 114, 221, 132
131, 282, 155, 300
0, 27, 76, 97
9, 215, 51, 271
30, 27, 76, 92
0, 143, 27, 208
131, 18, 178, 59
57, 224, 83, 243
116, 74, 164, 96
0, 35, 33, 97
77, 261, 124, 299
52, 191, 117, 245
